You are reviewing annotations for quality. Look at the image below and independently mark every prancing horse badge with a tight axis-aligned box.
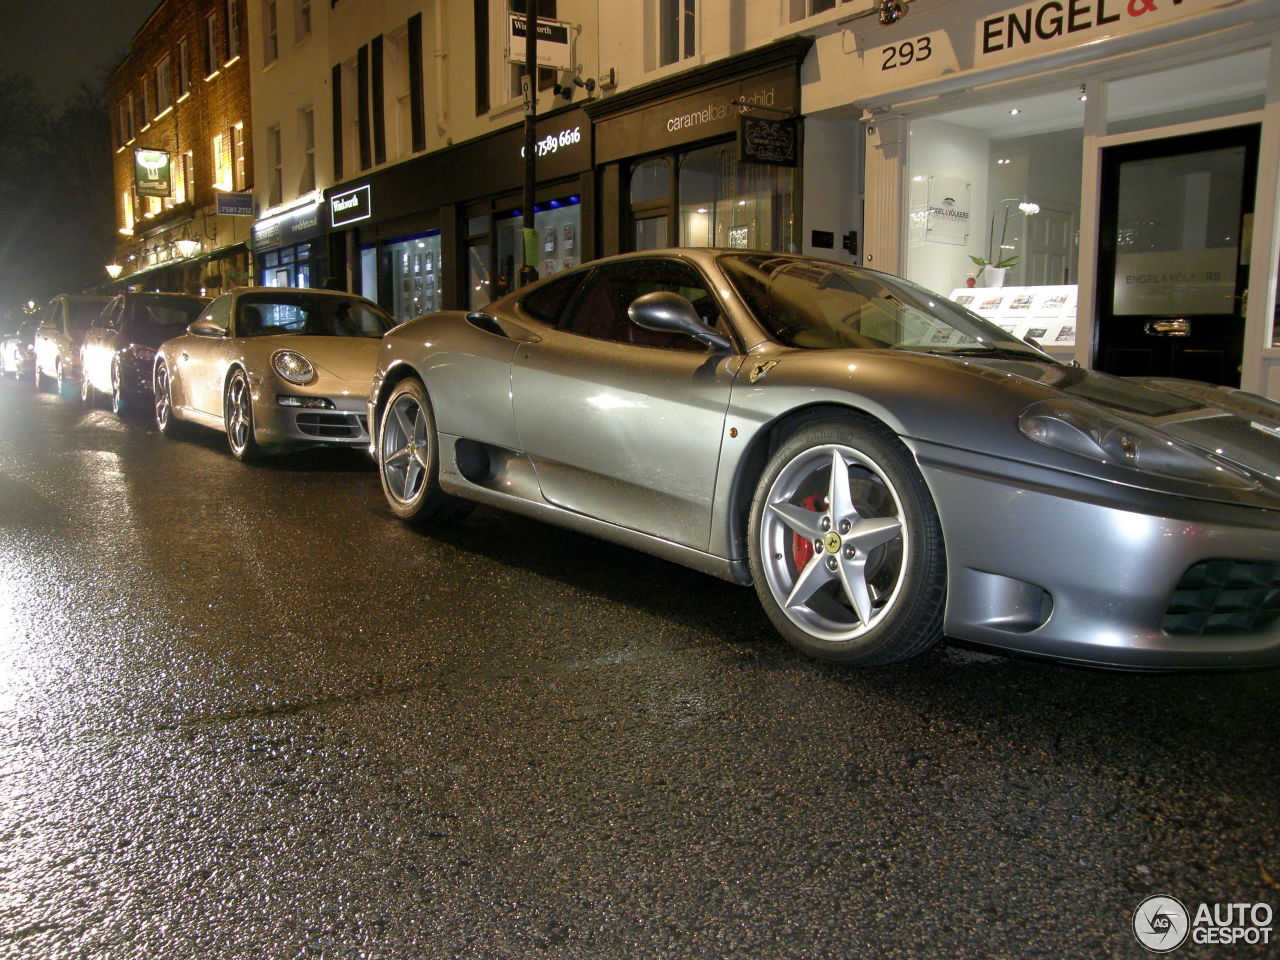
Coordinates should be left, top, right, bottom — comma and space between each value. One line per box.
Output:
749, 360, 779, 384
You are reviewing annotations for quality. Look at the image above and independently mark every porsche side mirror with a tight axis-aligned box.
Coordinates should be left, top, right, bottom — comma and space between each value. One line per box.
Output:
627, 291, 732, 352
188, 320, 227, 338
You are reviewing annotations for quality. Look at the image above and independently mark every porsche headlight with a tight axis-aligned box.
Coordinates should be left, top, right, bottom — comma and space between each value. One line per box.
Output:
271, 350, 315, 385
1019, 397, 1256, 489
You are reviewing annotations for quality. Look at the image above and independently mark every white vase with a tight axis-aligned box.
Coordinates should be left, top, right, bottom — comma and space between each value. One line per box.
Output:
980, 266, 1007, 288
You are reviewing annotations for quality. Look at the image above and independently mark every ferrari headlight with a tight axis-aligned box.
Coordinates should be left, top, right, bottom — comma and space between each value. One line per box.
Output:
271, 350, 315, 385
1019, 397, 1256, 489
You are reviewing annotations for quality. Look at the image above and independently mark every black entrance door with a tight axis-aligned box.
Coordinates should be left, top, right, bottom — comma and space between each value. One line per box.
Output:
1095, 125, 1259, 386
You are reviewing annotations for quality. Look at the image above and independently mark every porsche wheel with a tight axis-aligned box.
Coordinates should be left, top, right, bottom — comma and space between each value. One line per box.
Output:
377, 378, 471, 523
224, 368, 263, 463
748, 419, 945, 665
80, 367, 96, 406
153, 362, 184, 437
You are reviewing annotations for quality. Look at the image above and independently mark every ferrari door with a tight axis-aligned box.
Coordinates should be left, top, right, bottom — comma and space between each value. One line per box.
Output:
510, 257, 740, 551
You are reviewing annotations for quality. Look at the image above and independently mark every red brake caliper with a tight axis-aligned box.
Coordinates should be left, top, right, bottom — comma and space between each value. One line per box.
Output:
790, 494, 823, 570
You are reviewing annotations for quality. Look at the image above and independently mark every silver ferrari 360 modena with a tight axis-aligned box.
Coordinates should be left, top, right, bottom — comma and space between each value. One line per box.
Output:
369, 250, 1280, 670
154, 287, 394, 461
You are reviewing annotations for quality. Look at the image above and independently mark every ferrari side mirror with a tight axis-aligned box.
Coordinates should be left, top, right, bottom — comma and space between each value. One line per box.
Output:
627, 291, 732, 352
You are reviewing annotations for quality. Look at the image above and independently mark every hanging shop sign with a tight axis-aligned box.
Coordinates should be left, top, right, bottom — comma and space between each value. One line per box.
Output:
739, 116, 798, 166
134, 148, 172, 198
506, 14, 573, 71
216, 191, 254, 217
330, 185, 372, 228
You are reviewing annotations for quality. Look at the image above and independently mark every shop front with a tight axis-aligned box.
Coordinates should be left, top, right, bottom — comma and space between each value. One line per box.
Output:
586, 37, 812, 258
799, 0, 1280, 392
109, 209, 252, 297
322, 105, 593, 319
252, 194, 328, 290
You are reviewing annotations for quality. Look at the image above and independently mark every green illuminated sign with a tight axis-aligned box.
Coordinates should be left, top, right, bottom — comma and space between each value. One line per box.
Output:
134, 148, 172, 199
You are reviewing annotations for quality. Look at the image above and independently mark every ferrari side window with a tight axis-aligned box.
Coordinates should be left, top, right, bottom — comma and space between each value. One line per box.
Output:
519, 271, 585, 325
559, 259, 716, 352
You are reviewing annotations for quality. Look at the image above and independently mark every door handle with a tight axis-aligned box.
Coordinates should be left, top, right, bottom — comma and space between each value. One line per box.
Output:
1144, 318, 1190, 337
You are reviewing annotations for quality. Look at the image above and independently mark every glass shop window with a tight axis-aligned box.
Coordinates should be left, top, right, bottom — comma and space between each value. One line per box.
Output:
1106, 48, 1267, 137
904, 88, 1085, 348
492, 195, 582, 298
384, 231, 442, 322
627, 142, 796, 253
467, 213, 492, 310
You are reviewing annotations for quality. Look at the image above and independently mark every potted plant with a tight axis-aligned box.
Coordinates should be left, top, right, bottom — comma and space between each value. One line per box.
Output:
969, 254, 1019, 288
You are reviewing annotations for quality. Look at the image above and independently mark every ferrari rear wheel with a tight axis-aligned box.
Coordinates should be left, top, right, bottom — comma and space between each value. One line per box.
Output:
378, 378, 471, 524
748, 418, 945, 665
224, 368, 263, 463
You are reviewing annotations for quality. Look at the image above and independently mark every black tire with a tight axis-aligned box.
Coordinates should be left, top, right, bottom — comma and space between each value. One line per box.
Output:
376, 378, 472, 524
111, 361, 131, 417
747, 417, 945, 665
80, 366, 96, 406
224, 368, 264, 463
56, 360, 75, 399
33, 360, 46, 391
153, 361, 186, 438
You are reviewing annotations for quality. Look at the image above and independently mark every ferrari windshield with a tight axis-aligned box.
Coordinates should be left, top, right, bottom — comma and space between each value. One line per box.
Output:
237, 293, 393, 338
719, 253, 1044, 357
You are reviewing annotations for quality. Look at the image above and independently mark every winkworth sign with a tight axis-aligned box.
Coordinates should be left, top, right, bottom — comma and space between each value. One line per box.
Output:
330, 185, 372, 228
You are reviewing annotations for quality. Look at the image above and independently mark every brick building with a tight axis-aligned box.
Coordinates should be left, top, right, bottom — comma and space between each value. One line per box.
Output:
107, 0, 253, 294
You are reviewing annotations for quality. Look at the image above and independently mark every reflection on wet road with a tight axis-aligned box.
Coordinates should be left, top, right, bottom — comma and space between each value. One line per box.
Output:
0, 378, 1277, 959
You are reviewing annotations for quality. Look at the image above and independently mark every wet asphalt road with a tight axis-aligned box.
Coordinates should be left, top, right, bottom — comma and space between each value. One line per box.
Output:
0, 375, 1277, 960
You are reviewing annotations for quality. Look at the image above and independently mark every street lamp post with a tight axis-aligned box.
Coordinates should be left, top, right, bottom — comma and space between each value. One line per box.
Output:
520, 0, 539, 287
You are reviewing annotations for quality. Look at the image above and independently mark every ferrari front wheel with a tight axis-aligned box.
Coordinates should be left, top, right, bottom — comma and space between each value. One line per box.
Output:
748, 418, 945, 665
377, 378, 471, 524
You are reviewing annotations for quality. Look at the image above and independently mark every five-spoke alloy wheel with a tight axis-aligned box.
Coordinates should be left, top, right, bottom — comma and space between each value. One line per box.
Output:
153, 362, 180, 436
378, 378, 470, 524
748, 419, 945, 664
224, 368, 262, 462
111, 361, 129, 417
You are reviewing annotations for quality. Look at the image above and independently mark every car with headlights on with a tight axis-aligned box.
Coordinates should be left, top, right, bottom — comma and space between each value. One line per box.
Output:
33, 294, 111, 393
80, 291, 211, 416
0, 316, 42, 379
154, 287, 394, 461
369, 249, 1280, 671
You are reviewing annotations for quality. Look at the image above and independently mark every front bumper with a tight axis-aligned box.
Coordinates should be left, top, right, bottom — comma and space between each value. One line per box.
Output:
254, 392, 371, 450
915, 441, 1280, 670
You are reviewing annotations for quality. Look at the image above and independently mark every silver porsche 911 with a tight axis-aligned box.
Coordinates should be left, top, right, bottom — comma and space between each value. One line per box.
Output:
368, 249, 1280, 670
155, 287, 394, 461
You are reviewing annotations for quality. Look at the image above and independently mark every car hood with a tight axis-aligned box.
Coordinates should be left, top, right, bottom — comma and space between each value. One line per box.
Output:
255, 335, 382, 382
961, 356, 1280, 481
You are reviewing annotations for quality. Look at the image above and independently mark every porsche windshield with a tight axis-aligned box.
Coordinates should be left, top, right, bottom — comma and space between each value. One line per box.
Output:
719, 254, 1044, 357
237, 294, 393, 338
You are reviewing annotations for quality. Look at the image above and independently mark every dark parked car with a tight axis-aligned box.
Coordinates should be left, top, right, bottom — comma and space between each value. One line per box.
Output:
80, 292, 211, 415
